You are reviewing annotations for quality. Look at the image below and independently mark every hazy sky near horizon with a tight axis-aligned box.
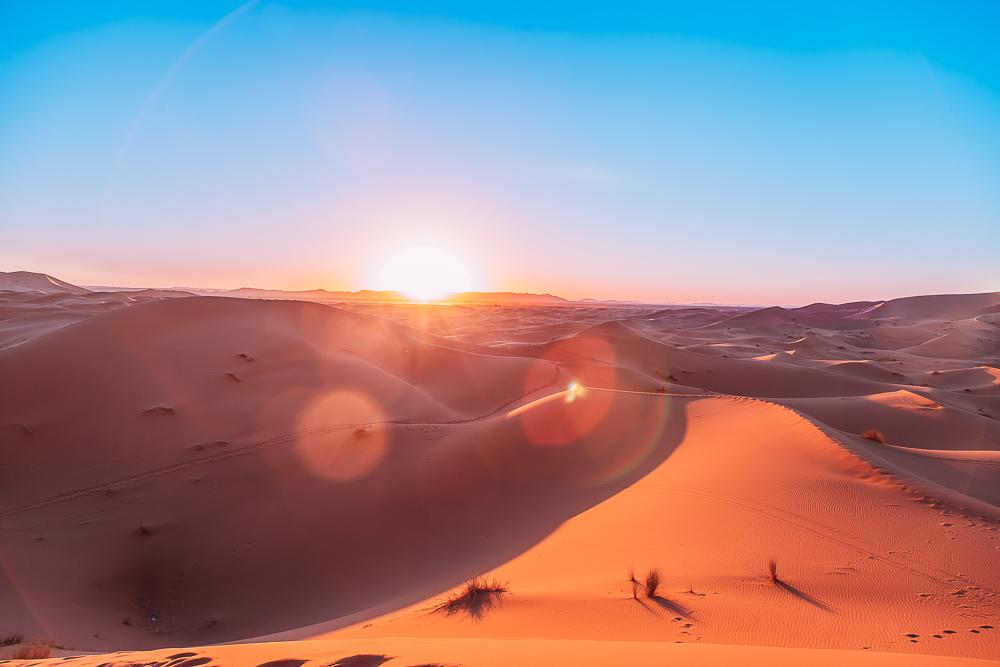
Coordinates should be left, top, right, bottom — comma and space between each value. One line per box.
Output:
2, 1, 998, 304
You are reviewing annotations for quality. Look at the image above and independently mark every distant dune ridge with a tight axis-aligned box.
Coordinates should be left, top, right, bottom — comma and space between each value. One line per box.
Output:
0, 272, 198, 352
135, 285, 568, 305
0, 270, 90, 295
0, 271, 998, 666
0, 270, 567, 305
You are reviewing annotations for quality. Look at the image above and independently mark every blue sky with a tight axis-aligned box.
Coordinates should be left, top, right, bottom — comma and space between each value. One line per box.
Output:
1, 1, 998, 303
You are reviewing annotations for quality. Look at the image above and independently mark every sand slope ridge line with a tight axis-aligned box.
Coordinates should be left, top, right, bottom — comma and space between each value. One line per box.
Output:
869, 445, 1000, 466
0, 389, 808, 521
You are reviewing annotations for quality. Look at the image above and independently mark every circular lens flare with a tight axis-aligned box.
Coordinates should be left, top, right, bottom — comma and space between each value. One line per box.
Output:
294, 390, 388, 481
518, 337, 617, 447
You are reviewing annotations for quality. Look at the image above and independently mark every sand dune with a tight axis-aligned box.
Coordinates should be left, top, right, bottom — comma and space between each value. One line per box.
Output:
904, 324, 1000, 363
856, 293, 1000, 322
0, 281, 193, 351
0, 270, 90, 295
0, 297, 545, 508
712, 304, 881, 332
1, 286, 997, 665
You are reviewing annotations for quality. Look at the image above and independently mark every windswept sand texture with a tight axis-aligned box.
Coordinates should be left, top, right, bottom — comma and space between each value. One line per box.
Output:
1, 277, 998, 665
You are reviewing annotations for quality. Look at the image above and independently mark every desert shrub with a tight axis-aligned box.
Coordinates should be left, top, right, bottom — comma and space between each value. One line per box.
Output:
441, 577, 508, 618
644, 568, 662, 597
13, 641, 53, 660
862, 429, 886, 443
627, 568, 639, 599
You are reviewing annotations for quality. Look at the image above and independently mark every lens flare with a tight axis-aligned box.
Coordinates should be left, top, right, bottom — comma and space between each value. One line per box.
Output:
565, 380, 584, 403
518, 336, 617, 447
294, 390, 388, 481
510, 335, 679, 486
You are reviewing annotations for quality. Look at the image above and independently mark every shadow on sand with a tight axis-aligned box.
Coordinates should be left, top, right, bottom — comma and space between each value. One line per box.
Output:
631, 595, 697, 622
327, 655, 393, 667
650, 594, 697, 620
776, 580, 833, 613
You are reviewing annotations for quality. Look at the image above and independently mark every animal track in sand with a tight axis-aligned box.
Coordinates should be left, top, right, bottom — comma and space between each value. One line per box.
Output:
0, 370, 565, 522
901, 624, 994, 645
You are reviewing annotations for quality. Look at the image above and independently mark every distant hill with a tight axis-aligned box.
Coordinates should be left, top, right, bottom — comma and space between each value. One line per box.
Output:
187, 287, 570, 305
5, 273, 572, 305
0, 270, 90, 294
447, 291, 568, 305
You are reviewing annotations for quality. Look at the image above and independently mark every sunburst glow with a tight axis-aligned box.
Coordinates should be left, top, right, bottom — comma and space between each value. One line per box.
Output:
565, 380, 585, 403
378, 245, 473, 301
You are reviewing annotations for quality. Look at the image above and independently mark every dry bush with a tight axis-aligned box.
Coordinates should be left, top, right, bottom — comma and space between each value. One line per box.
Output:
768, 559, 780, 583
13, 641, 53, 660
627, 568, 640, 599
862, 429, 886, 443
644, 568, 662, 597
441, 577, 508, 619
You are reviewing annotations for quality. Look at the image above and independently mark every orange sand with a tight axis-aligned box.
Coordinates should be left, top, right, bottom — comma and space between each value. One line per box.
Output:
1, 273, 997, 665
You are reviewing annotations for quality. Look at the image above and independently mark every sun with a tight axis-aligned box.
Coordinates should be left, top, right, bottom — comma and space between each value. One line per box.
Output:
377, 245, 473, 301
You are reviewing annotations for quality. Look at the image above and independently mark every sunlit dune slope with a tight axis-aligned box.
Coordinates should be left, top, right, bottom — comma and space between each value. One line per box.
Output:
321, 394, 998, 659
12, 637, 998, 667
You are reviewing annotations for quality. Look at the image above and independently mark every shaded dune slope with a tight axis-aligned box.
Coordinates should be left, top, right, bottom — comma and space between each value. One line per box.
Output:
0, 297, 554, 505
0, 298, 688, 649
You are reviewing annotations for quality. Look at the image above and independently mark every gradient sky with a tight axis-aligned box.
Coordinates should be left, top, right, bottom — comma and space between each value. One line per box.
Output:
2, 1, 998, 304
